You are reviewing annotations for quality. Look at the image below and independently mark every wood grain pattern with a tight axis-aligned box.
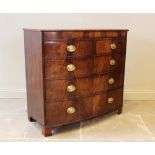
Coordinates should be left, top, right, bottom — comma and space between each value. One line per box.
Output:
44, 40, 93, 59
96, 38, 126, 54
45, 54, 125, 79
45, 71, 124, 101
46, 88, 123, 126
43, 31, 128, 40
24, 30, 45, 125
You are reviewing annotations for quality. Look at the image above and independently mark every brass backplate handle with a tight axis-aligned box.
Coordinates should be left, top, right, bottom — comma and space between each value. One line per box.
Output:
67, 107, 76, 114
110, 59, 116, 66
67, 45, 76, 52
67, 85, 76, 92
66, 64, 76, 72
110, 43, 117, 49
108, 78, 115, 85
108, 97, 114, 104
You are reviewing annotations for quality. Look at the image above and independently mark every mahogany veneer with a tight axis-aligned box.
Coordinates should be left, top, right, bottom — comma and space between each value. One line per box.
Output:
24, 29, 128, 136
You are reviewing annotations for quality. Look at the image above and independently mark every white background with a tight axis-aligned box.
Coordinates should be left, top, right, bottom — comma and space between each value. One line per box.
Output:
0, 0, 155, 153
0, 13, 155, 99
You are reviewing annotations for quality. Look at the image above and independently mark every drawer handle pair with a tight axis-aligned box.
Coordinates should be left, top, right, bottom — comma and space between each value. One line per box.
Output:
67, 43, 116, 52
66, 97, 114, 114
66, 60, 116, 72
67, 79, 115, 92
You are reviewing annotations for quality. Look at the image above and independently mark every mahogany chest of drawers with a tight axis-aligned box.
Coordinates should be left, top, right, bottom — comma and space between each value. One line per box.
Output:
24, 29, 128, 136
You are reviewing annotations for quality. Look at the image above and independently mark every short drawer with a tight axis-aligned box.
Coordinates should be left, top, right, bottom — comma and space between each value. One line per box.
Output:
45, 88, 123, 126
96, 38, 126, 54
45, 54, 125, 79
45, 71, 124, 101
44, 40, 93, 59
46, 99, 80, 126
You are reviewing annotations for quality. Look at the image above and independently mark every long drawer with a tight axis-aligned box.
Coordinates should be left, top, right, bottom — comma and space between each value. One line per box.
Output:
45, 54, 125, 79
45, 88, 123, 126
45, 71, 124, 101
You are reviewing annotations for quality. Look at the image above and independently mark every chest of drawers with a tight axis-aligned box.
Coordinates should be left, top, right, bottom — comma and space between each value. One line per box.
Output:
24, 29, 128, 136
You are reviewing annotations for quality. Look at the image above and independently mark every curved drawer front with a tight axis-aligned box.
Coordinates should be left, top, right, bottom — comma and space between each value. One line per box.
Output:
45, 71, 124, 101
96, 38, 126, 54
43, 31, 127, 40
45, 54, 125, 79
46, 88, 123, 126
44, 40, 93, 59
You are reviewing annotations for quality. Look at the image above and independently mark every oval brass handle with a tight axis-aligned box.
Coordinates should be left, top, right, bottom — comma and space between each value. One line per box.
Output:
66, 64, 76, 72
67, 45, 76, 53
67, 106, 76, 114
108, 97, 114, 104
67, 84, 76, 92
110, 43, 117, 49
108, 78, 115, 85
110, 59, 116, 66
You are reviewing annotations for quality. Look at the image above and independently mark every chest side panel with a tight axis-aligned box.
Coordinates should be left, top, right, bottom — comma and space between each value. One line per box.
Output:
24, 30, 45, 125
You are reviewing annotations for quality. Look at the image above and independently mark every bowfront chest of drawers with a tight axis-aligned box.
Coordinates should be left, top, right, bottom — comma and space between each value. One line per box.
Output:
24, 29, 128, 136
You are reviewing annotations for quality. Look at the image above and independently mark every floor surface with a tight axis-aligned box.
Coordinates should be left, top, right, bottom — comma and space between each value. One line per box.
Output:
0, 99, 155, 141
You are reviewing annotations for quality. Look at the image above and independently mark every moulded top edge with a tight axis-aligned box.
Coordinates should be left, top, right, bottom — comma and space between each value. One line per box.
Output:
23, 28, 129, 32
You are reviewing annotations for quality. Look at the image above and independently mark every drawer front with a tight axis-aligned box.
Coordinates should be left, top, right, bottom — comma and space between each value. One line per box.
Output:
43, 31, 127, 40
46, 72, 124, 101
44, 40, 93, 59
45, 54, 125, 79
81, 88, 123, 118
96, 38, 126, 54
46, 88, 123, 126
46, 100, 80, 126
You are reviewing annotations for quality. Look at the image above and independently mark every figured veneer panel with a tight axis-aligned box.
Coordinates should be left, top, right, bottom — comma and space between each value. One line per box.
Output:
96, 38, 126, 54
24, 30, 45, 125
44, 40, 93, 59
45, 58, 93, 79
94, 54, 125, 73
45, 54, 125, 79
46, 100, 80, 126
43, 30, 128, 40
45, 71, 124, 101
46, 88, 123, 126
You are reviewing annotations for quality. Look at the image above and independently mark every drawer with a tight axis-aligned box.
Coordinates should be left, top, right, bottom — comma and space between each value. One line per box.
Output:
96, 38, 126, 54
44, 40, 93, 59
46, 88, 123, 126
43, 31, 127, 40
45, 54, 125, 79
45, 71, 124, 101
81, 88, 123, 118
46, 99, 80, 126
